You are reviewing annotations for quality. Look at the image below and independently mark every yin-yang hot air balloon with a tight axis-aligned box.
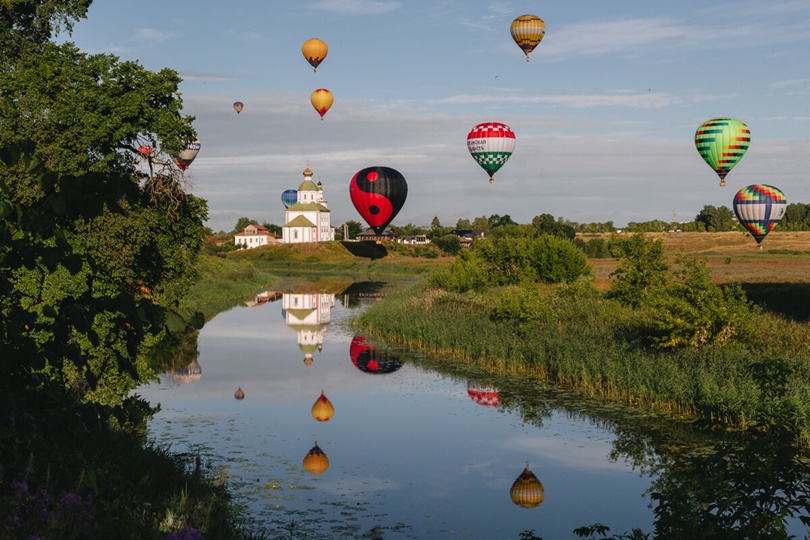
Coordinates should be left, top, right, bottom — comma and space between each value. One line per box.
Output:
349, 335, 404, 375
310, 88, 333, 120
174, 140, 201, 173
281, 189, 298, 209
695, 117, 750, 187
467, 122, 515, 184
733, 184, 787, 249
233, 101, 243, 114
510, 14, 546, 61
349, 166, 408, 236
302, 38, 328, 72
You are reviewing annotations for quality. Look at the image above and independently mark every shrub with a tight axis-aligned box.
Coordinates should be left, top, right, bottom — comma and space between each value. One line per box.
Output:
428, 249, 488, 292
607, 233, 670, 307
491, 284, 555, 335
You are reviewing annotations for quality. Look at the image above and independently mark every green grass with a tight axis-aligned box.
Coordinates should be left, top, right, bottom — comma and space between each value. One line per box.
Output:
354, 281, 810, 442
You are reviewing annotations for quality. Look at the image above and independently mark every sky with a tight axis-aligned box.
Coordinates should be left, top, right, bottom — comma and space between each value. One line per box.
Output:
64, 0, 810, 231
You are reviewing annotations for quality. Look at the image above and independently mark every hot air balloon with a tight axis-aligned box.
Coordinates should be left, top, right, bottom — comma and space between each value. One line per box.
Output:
350, 335, 404, 374
349, 166, 408, 236
695, 117, 750, 187
510, 462, 545, 508
234, 387, 245, 400
311, 391, 334, 422
510, 14, 546, 61
174, 140, 201, 173
281, 189, 298, 209
233, 101, 243, 114
310, 88, 333, 120
137, 145, 152, 158
302, 38, 328, 72
303, 443, 329, 475
467, 122, 515, 184
467, 381, 500, 407
733, 184, 787, 249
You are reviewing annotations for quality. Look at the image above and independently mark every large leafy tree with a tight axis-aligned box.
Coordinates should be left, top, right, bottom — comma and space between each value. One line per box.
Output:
0, 1, 206, 412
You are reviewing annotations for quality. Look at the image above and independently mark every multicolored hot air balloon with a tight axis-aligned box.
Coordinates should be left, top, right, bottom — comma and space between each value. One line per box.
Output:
174, 140, 201, 173
467, 122, 515, 184
733, 184, 787, 249
233, 101, 243, 114
349, 166, 408, 236
467, 381, 500, 407
302, 38, 328, 72
695, 117, 750, 186
310, 88, 333, 120
510, 14, 546, 61
281, 189, 298, 209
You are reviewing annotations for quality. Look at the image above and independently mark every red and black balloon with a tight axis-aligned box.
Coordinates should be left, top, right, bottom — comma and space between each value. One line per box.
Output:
350, 335, 403, 375
348, 166, 408, 236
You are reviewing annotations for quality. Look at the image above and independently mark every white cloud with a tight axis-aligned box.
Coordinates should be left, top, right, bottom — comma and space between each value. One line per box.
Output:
310, 0, 400, 14
133, 27, 178, 44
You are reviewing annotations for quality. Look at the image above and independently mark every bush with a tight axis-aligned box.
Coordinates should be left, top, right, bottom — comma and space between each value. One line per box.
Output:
607, 233, 670, 307
491, 284, 555, 335
428, 249, 489, 292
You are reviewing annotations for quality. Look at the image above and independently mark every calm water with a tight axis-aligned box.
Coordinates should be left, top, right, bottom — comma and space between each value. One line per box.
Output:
138, 287, 809, 539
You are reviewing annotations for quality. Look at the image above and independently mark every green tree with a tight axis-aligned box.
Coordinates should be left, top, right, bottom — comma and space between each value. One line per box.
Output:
232, 216, 257, 233
455, 218, 472, 230
433, 234, 462, 255
431, 215, 441, 229
695, 205, 735, 232
343, 220, 364, 239
607, 233, 670, 307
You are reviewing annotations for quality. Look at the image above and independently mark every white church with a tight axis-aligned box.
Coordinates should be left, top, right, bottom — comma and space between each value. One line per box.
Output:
282, 166, 335, 243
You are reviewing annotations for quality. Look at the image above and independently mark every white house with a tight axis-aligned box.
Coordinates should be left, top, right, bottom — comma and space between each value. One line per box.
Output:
282, 166, 335, 243
234, 224, 278, 249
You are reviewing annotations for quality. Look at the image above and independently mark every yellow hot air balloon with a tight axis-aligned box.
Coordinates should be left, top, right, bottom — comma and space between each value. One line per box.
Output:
510, 462, 545, 508
510, 14, 546, 61
302, 38, 328, 72
303, 443, 329, 475
310, 88, 333, 120
311, 391, 334, 421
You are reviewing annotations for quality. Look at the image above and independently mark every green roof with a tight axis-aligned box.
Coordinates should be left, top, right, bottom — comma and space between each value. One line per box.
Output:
283, 215, 317, 228
285, 308, 316, 320
286, 202, 330, 212
298, 179, 319, 191
298, 343, 319, 355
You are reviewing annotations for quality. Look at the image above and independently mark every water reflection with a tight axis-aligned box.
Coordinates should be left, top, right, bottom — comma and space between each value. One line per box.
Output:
283, 292, 335, 370
303, 442, 330, 475
349, 334, 404, 375
311, 390, 335, 422
234, 387, 245, 400
510, 462, 545, 509
170, 358, 201, 384
467, 380, 500, 407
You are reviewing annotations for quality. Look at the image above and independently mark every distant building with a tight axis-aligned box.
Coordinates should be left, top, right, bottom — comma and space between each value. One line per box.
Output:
234, 224, 280, 249
356, 227, 398, 242
282, 166, 335, 243
397, 235, 430, 245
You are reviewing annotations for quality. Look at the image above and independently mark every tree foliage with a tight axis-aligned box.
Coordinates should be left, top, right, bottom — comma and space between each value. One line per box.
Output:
607, 233, 670, 307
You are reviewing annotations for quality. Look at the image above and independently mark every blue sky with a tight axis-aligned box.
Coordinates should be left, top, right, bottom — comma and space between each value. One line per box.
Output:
65, 1, 810, 231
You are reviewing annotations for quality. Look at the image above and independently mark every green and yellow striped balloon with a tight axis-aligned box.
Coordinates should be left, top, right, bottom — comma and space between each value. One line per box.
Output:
694, 117, 750, 186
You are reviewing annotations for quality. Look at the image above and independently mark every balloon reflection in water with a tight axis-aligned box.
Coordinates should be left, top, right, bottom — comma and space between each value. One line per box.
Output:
171, 359, 201, 383
311, 391, 334, 422
466, 381, 500, 407
510, 462, 545, 508
234, 387, 245, 400
349, 335, 404, 374
303, 442, 329, 475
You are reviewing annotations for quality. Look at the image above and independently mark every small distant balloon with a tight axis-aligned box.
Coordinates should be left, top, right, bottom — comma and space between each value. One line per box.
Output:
310, 88, 333, 120
281, 189, 298, 208
695, 117, 750, 187
137, 145, 152, 158
234, 387, 245, 400
174, 140, 201, 173
311, 391, 334, 422
467, 122, 515, 184
349, 166, 408, 236
302, 38, 328, 72
510, 14, 546, 61
733, 184, 787, 249
233, 101, 244, 114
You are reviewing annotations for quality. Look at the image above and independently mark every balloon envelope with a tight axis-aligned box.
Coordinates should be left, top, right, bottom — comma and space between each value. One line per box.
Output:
467, 122, 516, 183
174, 140, 201, 172
310, 88, 333, 120
349, 166, 408, 236
510, 14, 546, 61
281, 189, 298, 208
302, 38, 328, 72
733, 184, 787, 245
233, 101, 243, 114
695, 117, 750, 186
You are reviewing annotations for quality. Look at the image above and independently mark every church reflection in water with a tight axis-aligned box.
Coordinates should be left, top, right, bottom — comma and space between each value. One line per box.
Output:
282, 293, 335, 371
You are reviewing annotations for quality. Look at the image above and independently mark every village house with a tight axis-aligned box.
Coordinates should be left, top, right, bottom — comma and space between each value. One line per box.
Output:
234, 223, 280, 249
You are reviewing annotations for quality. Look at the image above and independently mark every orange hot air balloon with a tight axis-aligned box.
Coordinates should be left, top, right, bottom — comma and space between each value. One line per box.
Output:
234, 387, 245, 400
310, 88, 333, 120
510, 462, 545, 508
303, 443, 329, 475
233, 101, 243, 114
510, 14, 546, 61
302, 38, 328, 72
311, 391, 334, 421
